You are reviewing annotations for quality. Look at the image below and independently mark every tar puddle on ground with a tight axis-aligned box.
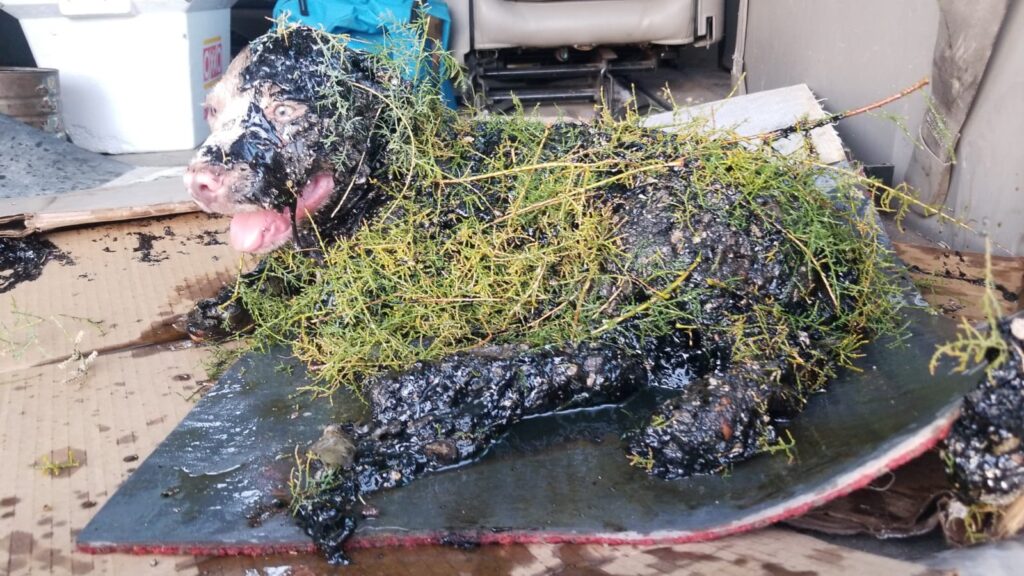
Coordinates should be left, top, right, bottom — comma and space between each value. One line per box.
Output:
0, 236, 73, 293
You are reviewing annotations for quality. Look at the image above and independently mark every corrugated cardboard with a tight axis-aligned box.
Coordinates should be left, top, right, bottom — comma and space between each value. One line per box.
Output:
0, 210, 236, 574
893, 241, 1024, 323
0, 170, 199, 238
0, 212, 245, 372
195, 529, 948, 575
1, 346, 209, 575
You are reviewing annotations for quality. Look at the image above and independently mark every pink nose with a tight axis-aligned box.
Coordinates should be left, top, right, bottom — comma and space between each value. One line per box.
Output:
184, 163, 225, 208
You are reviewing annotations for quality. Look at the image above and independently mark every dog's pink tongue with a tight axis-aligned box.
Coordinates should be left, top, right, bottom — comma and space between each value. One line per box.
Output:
226, 172, 335, 253
229, 210, 292, 253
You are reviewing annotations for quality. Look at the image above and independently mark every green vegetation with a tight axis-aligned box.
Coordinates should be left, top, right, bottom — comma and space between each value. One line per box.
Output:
37, 448, 81, 477
626, 447, 656, 472
230, 25, 910, 412
959, 501, 1005, 545
757, 429, 798, 464
930, 239, 1009, 378
288, 446, 343, 515
202, 341, 250, 381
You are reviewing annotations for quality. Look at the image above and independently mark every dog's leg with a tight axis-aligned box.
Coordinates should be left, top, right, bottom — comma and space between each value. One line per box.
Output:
184, 259, 270, 341
356, 342, 648, 487
627, 362, 786, 478
295, 342, 647, 563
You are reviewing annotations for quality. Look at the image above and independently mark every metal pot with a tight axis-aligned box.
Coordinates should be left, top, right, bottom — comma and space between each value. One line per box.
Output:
0, 66, 65, 137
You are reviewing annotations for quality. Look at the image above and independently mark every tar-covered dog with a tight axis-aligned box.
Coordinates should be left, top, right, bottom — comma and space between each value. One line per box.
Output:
183, 26, 902, 563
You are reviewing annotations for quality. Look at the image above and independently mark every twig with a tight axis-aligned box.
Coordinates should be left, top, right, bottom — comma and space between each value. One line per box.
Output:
330, 107, 381, 219
349, 82, 419, 195
803, 160, 978, 235
489, 161, 671, 226
767, 223, 840, 309
753, 77, 930, 143
592, 256, 702, 336
437, 159, 622, 185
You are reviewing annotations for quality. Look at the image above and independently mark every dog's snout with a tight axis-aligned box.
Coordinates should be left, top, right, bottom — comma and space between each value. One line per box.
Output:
185, 163, 226, 208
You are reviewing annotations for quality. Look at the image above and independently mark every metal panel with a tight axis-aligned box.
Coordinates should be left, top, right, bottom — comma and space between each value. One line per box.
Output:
743, 0, 938, 174
79, 306, 971, 556
447, 0, 725, 62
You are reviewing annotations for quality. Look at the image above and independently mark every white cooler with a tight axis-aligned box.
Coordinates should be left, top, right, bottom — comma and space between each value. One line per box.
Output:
1, 0, 236, 153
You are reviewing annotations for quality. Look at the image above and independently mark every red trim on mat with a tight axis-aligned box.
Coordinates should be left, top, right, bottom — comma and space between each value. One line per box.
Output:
76, 410, 957, 556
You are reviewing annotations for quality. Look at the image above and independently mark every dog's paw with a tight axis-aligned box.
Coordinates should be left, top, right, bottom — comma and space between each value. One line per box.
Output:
185, 294, 252, 342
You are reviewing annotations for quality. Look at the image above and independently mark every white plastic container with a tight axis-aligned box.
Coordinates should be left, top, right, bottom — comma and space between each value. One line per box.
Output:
1, 0, 236, 153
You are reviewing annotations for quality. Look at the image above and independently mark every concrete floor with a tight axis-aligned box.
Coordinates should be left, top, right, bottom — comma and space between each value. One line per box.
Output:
116, 149, 195, 168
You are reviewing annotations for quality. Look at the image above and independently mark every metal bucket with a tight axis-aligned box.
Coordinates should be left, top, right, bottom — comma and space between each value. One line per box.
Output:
0, 66, 65, 136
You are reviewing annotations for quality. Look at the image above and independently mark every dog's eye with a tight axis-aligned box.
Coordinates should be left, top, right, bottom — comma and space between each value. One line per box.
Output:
273, 104, 297, 122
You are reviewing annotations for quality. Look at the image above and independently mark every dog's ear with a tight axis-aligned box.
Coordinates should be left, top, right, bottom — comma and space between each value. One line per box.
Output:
226, 45, 252, 78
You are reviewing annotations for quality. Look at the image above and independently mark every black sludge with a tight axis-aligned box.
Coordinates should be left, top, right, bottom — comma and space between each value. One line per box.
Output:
0, 236, 69, 293
295, 343, 646, 564
200, 26, 896, 564
238, 29, 382, 204
361, 343, 646, 483
288, 125, 831, 560
944, 316, 1024, 504
632, 362, 782, 477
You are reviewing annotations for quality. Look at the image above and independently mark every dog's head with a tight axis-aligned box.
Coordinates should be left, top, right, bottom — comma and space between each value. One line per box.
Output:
184, 27, 380, 253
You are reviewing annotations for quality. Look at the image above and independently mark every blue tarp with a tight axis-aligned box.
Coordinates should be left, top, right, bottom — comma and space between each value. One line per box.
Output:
272, 0, 456, 107
273, 0, 416, 36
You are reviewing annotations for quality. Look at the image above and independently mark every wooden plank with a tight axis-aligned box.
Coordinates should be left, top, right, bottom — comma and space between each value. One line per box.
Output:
644, 84, 847, 164
0, 172, 197, 237
893, 241, 1024, 323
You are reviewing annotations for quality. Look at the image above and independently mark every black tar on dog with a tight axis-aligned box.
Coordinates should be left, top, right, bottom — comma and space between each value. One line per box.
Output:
182, 26, 906, 564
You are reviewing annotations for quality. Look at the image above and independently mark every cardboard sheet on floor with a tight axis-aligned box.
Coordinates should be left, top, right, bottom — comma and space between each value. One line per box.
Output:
194, 528, 944, 575
892, 241, 1023, 323
0, 171, 199, 238
77, 305, 974, 555
0, 212, 247, 372
0, 345, 213, 575
0, 211, 251, 574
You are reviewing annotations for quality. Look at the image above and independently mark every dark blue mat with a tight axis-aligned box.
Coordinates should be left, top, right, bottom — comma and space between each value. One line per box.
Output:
78, 305, 974, 554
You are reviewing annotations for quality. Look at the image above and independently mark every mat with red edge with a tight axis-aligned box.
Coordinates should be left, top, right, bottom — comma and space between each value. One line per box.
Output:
77, 306, 972, 556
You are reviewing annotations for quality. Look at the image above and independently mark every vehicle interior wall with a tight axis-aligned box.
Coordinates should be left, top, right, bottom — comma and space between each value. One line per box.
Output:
911, 1, 1024, 255
742, 0, 1022, 256
743, 0, 939, 180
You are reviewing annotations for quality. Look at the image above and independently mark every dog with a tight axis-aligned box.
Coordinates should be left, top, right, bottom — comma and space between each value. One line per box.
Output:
183, 26, 890, 562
